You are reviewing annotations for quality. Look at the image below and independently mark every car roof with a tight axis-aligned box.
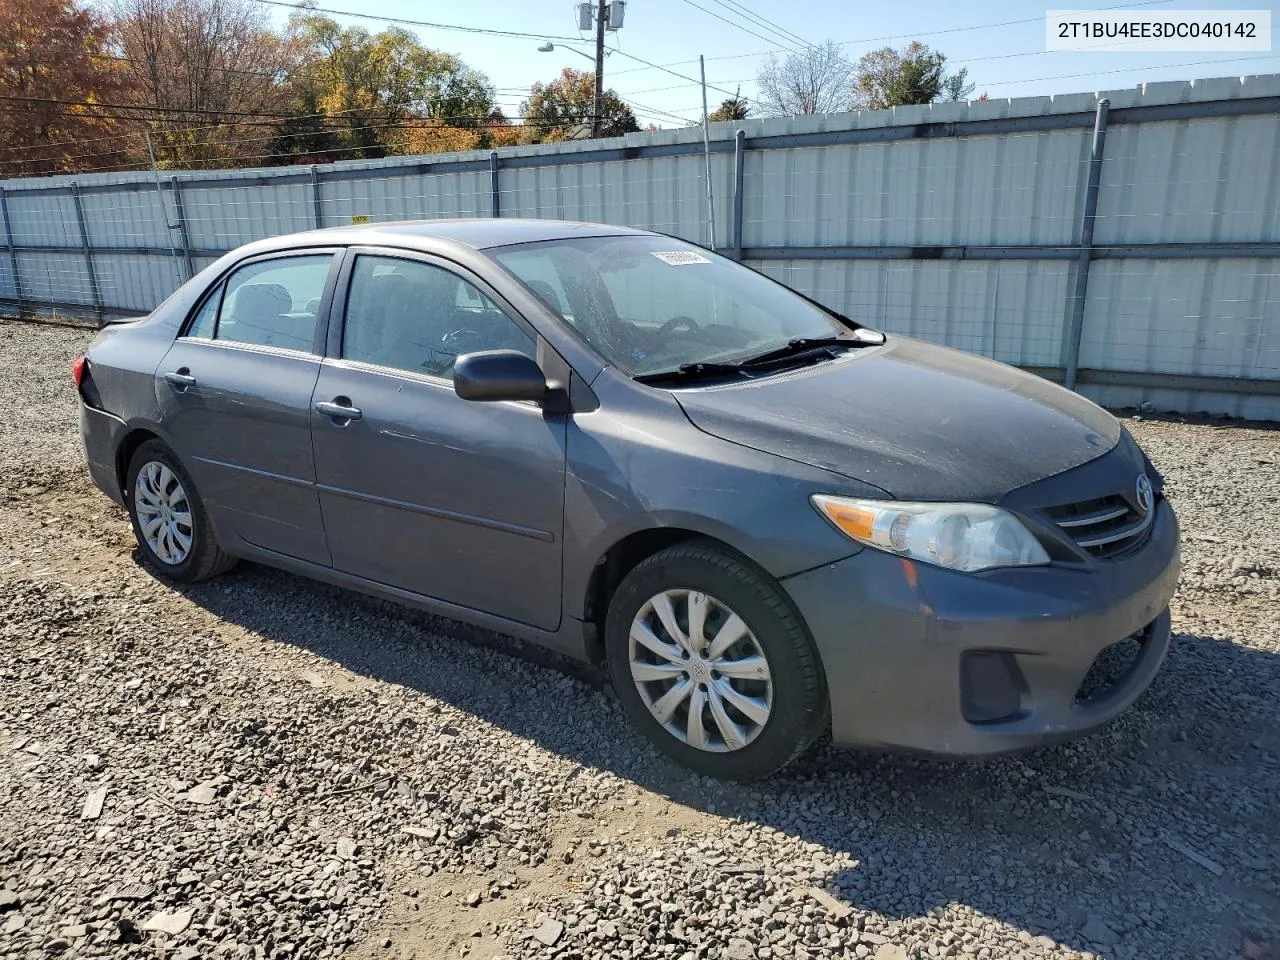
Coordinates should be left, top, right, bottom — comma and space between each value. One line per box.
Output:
273, 218, 651, 252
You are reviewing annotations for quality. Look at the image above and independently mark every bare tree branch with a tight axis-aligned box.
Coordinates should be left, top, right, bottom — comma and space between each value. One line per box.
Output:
113, 0, 294, 165
755, 41, 854, 117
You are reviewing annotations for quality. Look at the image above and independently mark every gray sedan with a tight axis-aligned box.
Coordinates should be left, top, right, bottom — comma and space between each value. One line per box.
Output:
76, 219, 1180, 780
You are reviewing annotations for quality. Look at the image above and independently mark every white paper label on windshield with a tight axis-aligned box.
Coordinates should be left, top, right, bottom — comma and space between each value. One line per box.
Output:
651, 251, 711, 265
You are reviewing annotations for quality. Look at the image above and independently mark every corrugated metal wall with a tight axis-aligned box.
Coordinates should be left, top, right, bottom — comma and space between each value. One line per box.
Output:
1, 75, 1277, 418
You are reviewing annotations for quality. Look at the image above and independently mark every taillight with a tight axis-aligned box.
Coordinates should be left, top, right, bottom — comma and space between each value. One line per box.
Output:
72, 356, 89, 388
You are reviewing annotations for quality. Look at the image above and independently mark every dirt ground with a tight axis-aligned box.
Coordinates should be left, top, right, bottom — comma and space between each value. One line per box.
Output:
1, 318, 1277, 960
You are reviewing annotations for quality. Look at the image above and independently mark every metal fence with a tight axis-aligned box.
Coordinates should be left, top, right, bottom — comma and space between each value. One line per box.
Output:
1, 74, 1278, 419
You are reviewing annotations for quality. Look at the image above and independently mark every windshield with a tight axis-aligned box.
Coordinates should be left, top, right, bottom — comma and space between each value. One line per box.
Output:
487, 235, 853, 377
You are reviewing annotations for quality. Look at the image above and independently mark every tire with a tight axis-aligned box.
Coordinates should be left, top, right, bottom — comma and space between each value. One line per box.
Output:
124, 439, 237, 582
604, 540, 828, 781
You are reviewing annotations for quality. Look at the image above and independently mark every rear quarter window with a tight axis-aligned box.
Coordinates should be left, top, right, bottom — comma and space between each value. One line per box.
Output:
185, 290, 219, 339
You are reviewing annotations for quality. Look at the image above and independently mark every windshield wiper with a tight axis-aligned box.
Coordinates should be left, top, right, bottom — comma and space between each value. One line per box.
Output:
734, 336, 866, 368
634, 332, 884, 385
633, 361, 752, 384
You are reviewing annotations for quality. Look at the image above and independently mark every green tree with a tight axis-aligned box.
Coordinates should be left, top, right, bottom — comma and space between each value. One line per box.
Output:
520, 68, 639, 142
265, 73, 342, 165
708, 90, 749, 122
853, 42, 973, 110
287, 9, 497, 158
941, 71, 977, 103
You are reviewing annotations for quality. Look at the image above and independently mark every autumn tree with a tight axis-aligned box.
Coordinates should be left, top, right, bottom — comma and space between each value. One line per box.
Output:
485, 110, 523, 148
0, 0, 135, 176
113, 0, 293, 166
853, 42, 973, 109
709, 90, 749, 122
755, 41, 854, 116
520, 68, 639, 142
400, 118, 481, 155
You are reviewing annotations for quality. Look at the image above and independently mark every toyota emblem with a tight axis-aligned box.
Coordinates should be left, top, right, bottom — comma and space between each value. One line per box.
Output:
1135, 474, 1153, 514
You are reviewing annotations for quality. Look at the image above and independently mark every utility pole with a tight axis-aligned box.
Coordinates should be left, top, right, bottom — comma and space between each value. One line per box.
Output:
699, 55, 715, 249
593, 0, 606, 136
144, 131, 183, 286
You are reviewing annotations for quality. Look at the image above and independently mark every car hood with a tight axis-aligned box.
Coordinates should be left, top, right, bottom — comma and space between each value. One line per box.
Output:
675, 336, 1120, 502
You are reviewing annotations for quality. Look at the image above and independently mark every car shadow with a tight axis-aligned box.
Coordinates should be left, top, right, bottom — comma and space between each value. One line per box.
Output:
144, 552, 1280, 960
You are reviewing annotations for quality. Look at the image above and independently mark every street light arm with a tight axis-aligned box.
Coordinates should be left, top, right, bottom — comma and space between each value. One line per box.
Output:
536, 43, 598, 64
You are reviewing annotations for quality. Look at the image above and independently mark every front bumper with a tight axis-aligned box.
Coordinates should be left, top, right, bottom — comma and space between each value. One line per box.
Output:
784, 499, 1180, 756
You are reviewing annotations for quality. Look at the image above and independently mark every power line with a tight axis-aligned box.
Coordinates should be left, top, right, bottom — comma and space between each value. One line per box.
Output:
832, 0, 1175, 49
0, 93, 304, 119
672, 0, 801, 54
606, 47, 739, 100
620, 98, 695, 125
954, 33, 1258, 67
614, 46, 1280, 116
0, 109, 322, 159
617, 52, 1280, 114
0, 82, 533, 158
661, 4, 863, 113
0, 116, 517, 169
618, 78, 753, 97
247, 0, 583, 42
90, 50, 329, 87
101, 111, 677, 171
254, 0, 747, 102
608, 0, 1179, 76
0, 97, 708, 171
710, 0, 814, 50
0, 94, 502, 132
603, 0, 1261, 114
0, 82, 702, 165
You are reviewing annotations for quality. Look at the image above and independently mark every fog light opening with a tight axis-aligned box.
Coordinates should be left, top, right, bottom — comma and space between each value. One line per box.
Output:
961, 651, 1028, 725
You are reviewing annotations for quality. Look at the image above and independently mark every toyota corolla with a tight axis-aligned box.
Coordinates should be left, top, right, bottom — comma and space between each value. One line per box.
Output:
75, 219, 1179, 780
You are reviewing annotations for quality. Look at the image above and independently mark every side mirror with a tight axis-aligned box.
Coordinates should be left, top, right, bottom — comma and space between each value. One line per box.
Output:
453, 350, 548, 403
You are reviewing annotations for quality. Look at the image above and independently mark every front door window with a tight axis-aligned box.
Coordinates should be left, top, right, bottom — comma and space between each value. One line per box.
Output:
341, 255, 535, 378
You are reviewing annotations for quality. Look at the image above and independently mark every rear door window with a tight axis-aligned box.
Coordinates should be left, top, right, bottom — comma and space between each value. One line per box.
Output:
213, 255, 334, 352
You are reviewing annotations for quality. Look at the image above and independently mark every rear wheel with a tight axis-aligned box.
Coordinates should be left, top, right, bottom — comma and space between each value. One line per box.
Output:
125, 439, 236, 582
604, 541, 827, 780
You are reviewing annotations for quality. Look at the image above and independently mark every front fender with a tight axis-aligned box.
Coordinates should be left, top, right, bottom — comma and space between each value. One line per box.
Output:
561, 391, 880, 621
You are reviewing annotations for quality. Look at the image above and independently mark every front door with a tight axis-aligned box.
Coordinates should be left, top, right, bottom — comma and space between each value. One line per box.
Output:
156, 251, 339, 565
310, 251, 567, 630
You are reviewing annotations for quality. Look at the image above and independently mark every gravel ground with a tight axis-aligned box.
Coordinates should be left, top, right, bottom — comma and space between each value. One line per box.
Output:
1, 317, 1277, 960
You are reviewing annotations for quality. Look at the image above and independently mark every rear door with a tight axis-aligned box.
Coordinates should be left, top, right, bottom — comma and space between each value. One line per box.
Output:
156, 249, 341, 565
310, 249, 567, 630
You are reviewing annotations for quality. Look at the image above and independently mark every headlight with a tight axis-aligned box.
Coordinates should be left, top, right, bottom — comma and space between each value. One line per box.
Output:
810, 495, 1050, 572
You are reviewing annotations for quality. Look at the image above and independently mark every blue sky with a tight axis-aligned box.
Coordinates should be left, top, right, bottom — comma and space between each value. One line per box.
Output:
258, 0, 1280, 126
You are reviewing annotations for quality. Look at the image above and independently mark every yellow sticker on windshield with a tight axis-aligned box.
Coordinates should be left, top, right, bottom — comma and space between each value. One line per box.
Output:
651, 251, 711, 265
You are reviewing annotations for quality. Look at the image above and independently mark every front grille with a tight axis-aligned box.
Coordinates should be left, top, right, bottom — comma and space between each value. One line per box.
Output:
1043, 493, 1153, 559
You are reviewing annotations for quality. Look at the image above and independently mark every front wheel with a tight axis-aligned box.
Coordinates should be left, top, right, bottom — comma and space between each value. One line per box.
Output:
604, 541, 828, 780
125, 439, 236, 582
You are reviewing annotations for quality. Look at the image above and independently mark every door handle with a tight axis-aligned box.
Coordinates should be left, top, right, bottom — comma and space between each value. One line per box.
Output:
164, 369, 197, 391
315, 399, 362, 422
